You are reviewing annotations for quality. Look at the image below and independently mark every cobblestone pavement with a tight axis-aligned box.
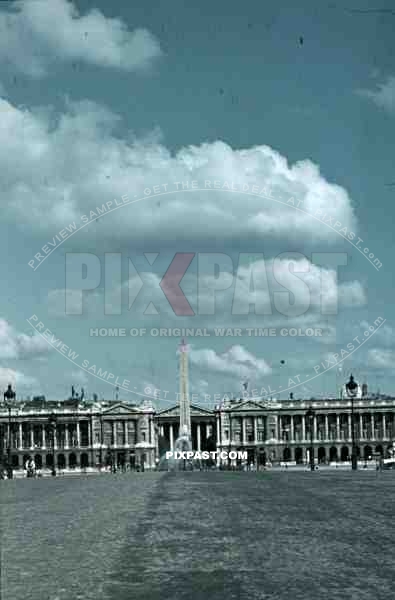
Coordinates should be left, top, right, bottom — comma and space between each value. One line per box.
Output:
1, 471, 395, 600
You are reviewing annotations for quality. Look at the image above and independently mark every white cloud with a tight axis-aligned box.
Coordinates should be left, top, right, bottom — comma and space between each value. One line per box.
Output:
0, 0, 162, 77
232, 256, 366, 315
52, 254, 365, 340
190, 345, 272, 378
367, 348, 395, 370
357, 76, 395, 114
120, 257, 365, 317
0, 98, 357, 245
0, 319, 51, 360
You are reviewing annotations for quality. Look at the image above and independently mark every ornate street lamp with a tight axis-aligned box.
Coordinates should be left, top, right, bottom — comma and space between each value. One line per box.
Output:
4, 384, 16, 479
306, 406, 315, 471
48, 413, 57, 476
345, 375, 358, 471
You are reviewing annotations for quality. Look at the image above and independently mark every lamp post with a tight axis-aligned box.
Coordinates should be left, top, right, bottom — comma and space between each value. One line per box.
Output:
48, 413, 57, 476
4, 384, 16, 479
306, 407, 315, 471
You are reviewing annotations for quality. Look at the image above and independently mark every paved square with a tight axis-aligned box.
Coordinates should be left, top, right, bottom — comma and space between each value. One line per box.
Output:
1, 471, 394, 599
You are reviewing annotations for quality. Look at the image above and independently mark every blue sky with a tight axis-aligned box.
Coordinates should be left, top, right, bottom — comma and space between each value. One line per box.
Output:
1, 0, 394, 406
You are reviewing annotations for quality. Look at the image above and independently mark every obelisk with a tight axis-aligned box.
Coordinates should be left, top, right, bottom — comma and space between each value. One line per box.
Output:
178, 338, 191, 440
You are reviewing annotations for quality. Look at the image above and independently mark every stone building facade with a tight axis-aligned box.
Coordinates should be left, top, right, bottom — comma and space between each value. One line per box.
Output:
156, 396, 395, 467
214, 396, 395, 466
0, 398, 156, 472
1, 393, 394, 472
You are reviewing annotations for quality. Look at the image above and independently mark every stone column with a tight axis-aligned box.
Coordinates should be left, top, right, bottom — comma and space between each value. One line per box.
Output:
170, 424, 174, 450
325, 415, 329, 441
216, 417, 220, 447
65, 423, 69, 449
359, 414, 363, 440
197, 423, 201, 451
77, 422, 81, 447
278, 416, 282, 440
290, 415, 294, 442
124, 421, 129, 446
254, 417, 258, 444
30, 425, 34, 449
88, 421, 93, 447
348, 414, 352, 441
313, 415, 317, 442
242, 417, 247, 444
302, 416, 306, 441
336, 415, 340, 441
371, 414, 375, 440
42, 424, 46, 449
382, 413, 386, 440
112, 421, 116, 446
18, 423, 23, 450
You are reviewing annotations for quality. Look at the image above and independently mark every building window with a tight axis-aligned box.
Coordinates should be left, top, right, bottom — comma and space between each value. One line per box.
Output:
224, 429, 229, 440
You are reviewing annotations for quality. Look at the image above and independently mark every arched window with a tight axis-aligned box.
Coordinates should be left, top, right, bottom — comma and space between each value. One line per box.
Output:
318, 447, 326, 463
294, 447, 303, 464
81, 453, 89, 468
341, 446, 349, 461
69, 453, 77, 469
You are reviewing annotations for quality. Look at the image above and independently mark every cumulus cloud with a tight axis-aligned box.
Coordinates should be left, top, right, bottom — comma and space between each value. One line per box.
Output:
47, 251, 365, 347
190, 345, 272, 379
232, 256, 366, 316
104, 255, 366, 323
0, 97, 357, 245
0, 0, 162, 77
356, 76, 395, 115
0, 319, 52, 360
